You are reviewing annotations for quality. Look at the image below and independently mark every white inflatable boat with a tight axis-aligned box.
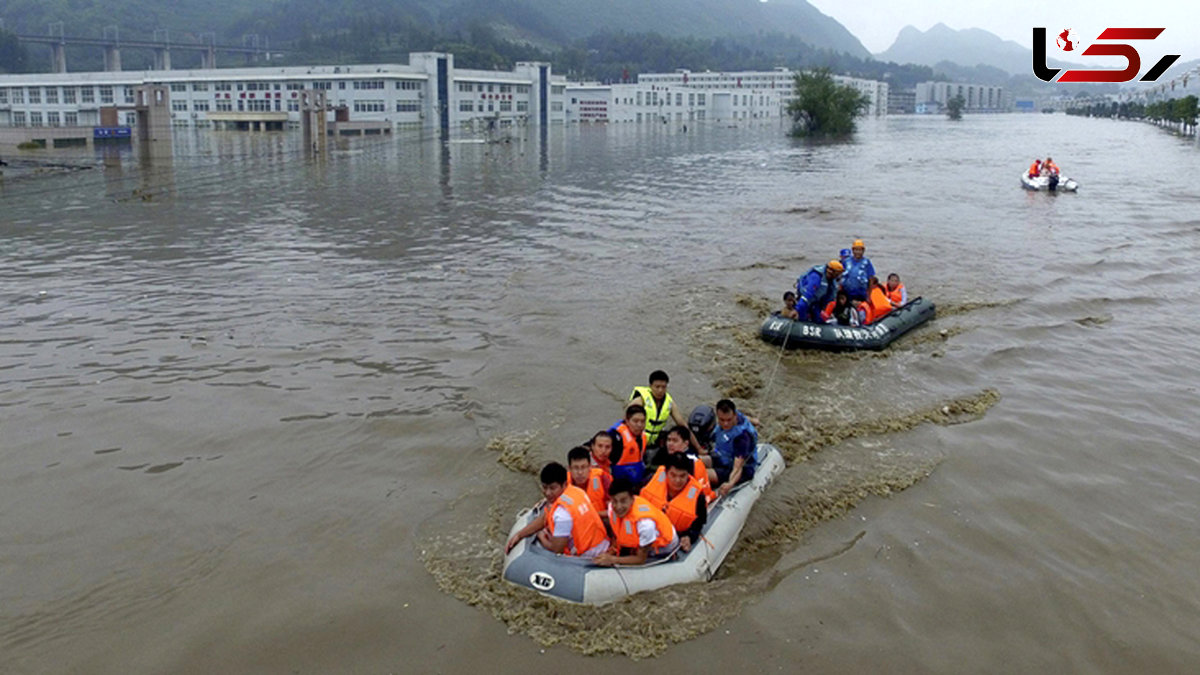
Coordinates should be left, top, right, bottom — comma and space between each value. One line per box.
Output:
501, 444, 785, 604
1021, 172, 1079, 192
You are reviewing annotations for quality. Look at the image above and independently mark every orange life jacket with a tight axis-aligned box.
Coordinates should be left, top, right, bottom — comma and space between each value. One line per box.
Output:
1028, 161, 1041, 177
613, 422, 646, 468
866, 287, 892, 323
547, 485, 609, 556
886, 284, 905, 305
571, 467, 609, 514
611, 495, 676, 550
1045, 161, 1060, 175
640, 467, 704, 533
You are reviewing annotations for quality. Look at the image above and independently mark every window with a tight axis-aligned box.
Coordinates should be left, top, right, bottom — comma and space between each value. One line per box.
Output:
0, 89, 7, 104
28, 87, 41, 104
499, 84, 512, 93
636, 92, 642, 106
516, 85, 530, 94
551, 85, 564, 95
274, 83, 281, 90
516, 101, 528, 112
125, 112, 137, 126
124, 88, 135, 104
172, 101, 188, 111
247, 99, 272, 111
80, 87, 93, 103
487, 84, 494, 92
64, 112, 78, 126
47, 111, 60, 126
338, 81, 345, 89
499, 100, 512, 112
353, 80, 384, 90
193, 82, 209, 91
688, 93, 694, 106
30, 112, 43, 127
287, 101, 299, 111
170, 83, 188, 92
63, 87, 76, 103
193, 101, 209, 111
46, 87, 59, 104
396, 101, 419, 112
312, 81, 331, 90
675, 93, 682, 106
12, 111, 25, 126
398, 80, 422, 90
215, 82, 232, 91
286, 83, 304, 90
458, 82, 473, 93
551, 101, 563, 112
216, 100, 233, 111
353, 100, 385, 112
459, 100, 474, 112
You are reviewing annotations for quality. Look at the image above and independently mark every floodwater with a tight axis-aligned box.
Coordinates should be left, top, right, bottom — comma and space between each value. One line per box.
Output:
2, 114, 1199, 673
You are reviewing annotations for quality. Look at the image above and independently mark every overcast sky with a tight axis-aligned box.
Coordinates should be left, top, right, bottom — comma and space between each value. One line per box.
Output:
804, 0, 1200, 63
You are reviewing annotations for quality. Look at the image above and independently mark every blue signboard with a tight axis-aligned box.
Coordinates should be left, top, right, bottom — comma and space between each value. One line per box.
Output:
93, 126, 132, 138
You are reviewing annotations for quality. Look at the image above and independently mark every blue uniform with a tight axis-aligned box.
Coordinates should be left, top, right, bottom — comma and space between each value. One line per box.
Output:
842, 255, 875, 300
712, 412, 758, 483
796, 265, 840, 322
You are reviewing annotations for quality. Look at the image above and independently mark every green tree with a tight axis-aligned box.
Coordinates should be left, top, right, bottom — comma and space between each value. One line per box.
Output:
1173, 95, 1198, 135
786, 68, 870, 137
946, 94, 965, 120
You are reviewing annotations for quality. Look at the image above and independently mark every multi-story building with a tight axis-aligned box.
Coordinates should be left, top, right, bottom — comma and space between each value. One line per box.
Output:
636, 68, 889, 118
565, 82, 782, 124
0, 52, 566, 132
915, 81, 1007, 113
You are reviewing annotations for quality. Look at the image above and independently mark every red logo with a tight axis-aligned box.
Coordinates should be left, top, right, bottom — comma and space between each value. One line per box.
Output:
1033, 27, 1180, 83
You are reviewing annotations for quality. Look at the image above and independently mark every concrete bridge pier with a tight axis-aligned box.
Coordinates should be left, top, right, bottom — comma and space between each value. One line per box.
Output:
201, 47, 216, 69
104, 47, 122, 71
153, 48, 171, 70
51, 43, 67, 73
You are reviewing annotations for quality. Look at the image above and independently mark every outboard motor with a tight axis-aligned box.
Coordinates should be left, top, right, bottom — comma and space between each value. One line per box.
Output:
688, 404, 716, 452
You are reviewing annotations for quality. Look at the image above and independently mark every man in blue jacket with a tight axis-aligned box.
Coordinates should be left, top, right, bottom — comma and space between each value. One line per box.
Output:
711, 399, 758, 496
842, 239, 875, 301
795, 260, 844, 322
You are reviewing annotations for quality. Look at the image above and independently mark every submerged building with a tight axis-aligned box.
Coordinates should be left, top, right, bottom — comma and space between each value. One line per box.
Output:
914, 81, 1008, 113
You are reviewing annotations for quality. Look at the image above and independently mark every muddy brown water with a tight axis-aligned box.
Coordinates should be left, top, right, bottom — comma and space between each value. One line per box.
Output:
2, 115, 1199, 672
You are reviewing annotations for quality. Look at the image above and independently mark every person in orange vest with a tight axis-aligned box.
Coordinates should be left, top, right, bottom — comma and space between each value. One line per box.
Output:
609, 404, 649, 485
821, 289, 861, 326
504, 462, 611, 558
641, 452, 708, 552
885, 273, 907, 306
649, 426, 717, 496
589, 430, 615, 476
1044, 157, 1060, 176
1028, 158, 1042, 178
862, 276, 893, 324
567, 445, 610, 516
594, 478, 678, 566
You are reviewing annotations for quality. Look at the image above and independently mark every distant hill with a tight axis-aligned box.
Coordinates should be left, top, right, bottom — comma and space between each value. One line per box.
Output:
876, 23, 1082, 76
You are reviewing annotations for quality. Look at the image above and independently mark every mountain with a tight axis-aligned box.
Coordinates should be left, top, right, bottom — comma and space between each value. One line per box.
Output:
877, 23, 1082, 77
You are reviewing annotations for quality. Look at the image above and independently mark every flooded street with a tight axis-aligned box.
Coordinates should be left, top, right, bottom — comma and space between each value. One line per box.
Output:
2, 113, 1199, 672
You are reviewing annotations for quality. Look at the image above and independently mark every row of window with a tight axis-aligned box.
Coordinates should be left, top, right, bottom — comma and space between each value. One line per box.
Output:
457, 82, 530, 94
457, 100, 526, 113
0, 85, 130, 105
8, 111, 82, 127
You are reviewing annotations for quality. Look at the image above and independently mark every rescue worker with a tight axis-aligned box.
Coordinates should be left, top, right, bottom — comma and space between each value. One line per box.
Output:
779, 291, 800, 320
589, 430, 615, 475
1043, 157, 1059, 176
711, 399, 758, 497
1028, 158, 1042, 178
568, 445, 610, 515
609, 404, 649, 485
648, 426, 716, 498
796, 260, 844, 322
640, 452, 708, 552
885, 273, 907, 306
628, 370, 702, 451
862, 276, 893, 324
594, 478, 679, 566
842, 239, 875, 301
504, 462, 610, 558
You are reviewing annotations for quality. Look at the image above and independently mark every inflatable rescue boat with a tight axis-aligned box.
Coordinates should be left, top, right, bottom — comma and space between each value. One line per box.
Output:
759, 297, 936, 351
501, 444, 785, 605
1020, 173, 1079, 192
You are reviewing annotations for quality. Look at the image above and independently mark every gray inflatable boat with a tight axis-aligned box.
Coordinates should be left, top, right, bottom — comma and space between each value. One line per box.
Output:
501, 444, 785, 605
759, 297, 935, 351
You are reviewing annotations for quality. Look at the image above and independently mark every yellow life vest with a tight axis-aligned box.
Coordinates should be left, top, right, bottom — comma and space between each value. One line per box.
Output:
630, 386, 674, 445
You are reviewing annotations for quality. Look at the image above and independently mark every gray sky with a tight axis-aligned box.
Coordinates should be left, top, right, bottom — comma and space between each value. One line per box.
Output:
804, 0, 1199, 63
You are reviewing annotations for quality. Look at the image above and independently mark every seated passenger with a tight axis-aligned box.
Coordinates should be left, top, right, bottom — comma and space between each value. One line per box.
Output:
863, 276, 893, 324
779, 291, 800, 320
568, 445, 610, 515
842, 239, 875, 301
609, 404, 649, 485
1044, 156, 1059, 176
710, 399, 759, 497
504, 462, 610, 558
1028, 159, 1042, 178
821, 289, 860, 326
594, 479, 679, 566
648, 426, 716, 499
640, 452, 709, 552
796, 260, 844, 322
589, 430, 615, 475
885, 273, 907, 306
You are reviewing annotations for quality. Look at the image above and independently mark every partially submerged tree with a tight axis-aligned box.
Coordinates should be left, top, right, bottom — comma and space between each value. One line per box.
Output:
787, 68, 870, 137
946, 94, 965, 120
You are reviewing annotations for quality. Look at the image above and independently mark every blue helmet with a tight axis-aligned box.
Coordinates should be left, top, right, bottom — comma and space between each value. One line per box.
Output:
839, 248, 851, 259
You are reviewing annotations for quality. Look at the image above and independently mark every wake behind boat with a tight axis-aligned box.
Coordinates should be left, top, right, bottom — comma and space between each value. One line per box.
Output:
502, 444, 785, 605
1021, 172, 1078, 192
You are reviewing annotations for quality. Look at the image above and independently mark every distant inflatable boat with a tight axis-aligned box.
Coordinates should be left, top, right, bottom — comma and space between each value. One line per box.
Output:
1021, 173, 1079, 192
759, 297, 936, 351
501, 444, 785, 605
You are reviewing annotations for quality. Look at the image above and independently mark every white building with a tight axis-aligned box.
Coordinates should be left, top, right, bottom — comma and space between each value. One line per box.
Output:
0, 52, 567, 132
915, 81, 1007, 113
565, 81, 782, 124
637, 68, 889, 118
